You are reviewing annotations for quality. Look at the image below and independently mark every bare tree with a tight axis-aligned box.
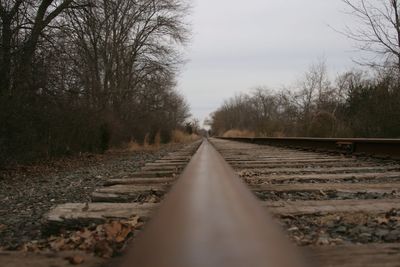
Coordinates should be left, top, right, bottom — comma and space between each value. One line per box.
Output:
293, 59, 331, 135
0, 0, 192, 164
342, 0, 400, 71
63, 0, 189, 109
0, 0, 78, 95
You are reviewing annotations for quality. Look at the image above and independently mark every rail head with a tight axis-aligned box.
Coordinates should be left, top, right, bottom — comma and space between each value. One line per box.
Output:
115, 139, 310, 267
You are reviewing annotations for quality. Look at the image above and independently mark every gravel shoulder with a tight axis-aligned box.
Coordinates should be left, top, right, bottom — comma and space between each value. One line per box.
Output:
0, 143, 187, 249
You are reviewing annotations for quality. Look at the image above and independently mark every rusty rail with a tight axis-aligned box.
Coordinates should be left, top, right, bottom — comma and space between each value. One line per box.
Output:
116, 139, 309, 267
219, 137, 400, 159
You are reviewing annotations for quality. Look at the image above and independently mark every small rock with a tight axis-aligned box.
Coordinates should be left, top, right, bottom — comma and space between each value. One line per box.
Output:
358, 226, 370, 232
384, 230, 400, 242
359, 233, 372, 242
375, 229, 390, 237
330, 238, 344, 244
349, 226, 362, 235
335, 226, 347, 233
325, 221, 336, 228
317, 235, 330, 245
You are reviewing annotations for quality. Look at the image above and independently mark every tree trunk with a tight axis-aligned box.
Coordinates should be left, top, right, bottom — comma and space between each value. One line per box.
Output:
0, 18, 12, 96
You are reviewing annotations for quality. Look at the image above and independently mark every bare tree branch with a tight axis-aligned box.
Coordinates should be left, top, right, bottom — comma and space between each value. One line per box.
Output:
342, 0, 400, 70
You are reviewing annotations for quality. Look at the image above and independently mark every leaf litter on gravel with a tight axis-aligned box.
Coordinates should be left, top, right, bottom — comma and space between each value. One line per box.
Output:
0, 143, 185, 248
19, 216, 142, 259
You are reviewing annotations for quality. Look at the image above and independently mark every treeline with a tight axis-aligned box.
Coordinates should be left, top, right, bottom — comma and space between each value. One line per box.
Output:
0, 0, 190, 164
211, 0, 400, 139
210, 62, 400, 138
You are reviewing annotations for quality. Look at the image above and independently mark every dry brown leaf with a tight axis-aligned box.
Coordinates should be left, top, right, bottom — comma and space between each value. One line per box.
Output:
49, 238, 66, 251
115, 226, 131, 243
78, 238, 95, 251
126, 216, 140, 227
21, 241, 42, 253
19, 243, 29, 252
78, 229, 93, 239
146, 195, 159, 203
69, 233, 82, 244
16, 219, 138, 257
65, 255, 85, 265
0, 224, 7, 232
96, 224, 104, 233
104, 221, 123, 241
94, 240, 113, 258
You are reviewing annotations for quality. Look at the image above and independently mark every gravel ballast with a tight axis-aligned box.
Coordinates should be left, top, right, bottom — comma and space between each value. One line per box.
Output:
0, 144, 186, 249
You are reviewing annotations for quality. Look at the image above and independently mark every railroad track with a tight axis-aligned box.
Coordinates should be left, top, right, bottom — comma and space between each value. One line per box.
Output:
1, 137, 400, 266
1, 141, 202, 267
210, 138, 400, 266
219, 137, 400, 159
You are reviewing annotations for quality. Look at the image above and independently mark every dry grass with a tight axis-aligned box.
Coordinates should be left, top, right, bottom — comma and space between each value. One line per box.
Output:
171, 130, 200, 143
115, 133, 160, 152
222, 129, 256, 138
112, 130, 199, 152
123, 140, 154, 152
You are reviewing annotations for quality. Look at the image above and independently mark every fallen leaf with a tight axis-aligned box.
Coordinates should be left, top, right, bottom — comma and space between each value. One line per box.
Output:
115, 226, 131, 243
77, 229, 93, 240
22, 242, 41, 253
50, 238, 66, 251
69, 233, 82, 244
104, 221, 123, 241
125, 216, 139, 227
94, 240, 113, 258
319, 190, 327, 196
146, 195, 159, 203
19, 244, 29, 252
65, 255, 85, 265
329, 238, 344, 244
16, 219, 138, 256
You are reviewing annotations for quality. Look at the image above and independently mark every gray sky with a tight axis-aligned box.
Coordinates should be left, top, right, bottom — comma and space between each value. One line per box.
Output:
177, 0, 361, 125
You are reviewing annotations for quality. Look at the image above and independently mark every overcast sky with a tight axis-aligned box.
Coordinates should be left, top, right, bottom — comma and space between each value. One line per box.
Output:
177, 0, 362, 125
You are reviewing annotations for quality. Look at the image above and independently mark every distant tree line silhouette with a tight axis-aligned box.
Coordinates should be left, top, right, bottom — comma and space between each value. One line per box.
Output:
211, 0, 400, 138
210, 61, 400, 138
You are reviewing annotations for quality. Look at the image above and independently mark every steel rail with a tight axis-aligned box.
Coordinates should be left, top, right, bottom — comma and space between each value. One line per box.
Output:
116, 139, 309, 267
219, 137, 400, 158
